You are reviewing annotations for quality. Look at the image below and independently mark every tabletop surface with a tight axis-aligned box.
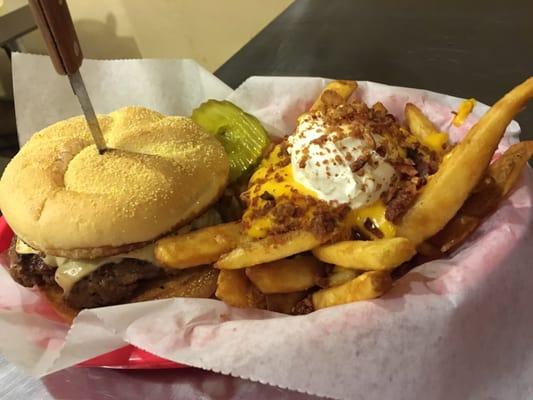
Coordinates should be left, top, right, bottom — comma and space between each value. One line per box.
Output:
2, 1, 533, 399
216, 0, 533, 141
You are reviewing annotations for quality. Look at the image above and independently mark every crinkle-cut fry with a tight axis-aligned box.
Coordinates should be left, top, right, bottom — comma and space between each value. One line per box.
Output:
426, 140, 533, 254
312, 237, 416, 270
310, 80, 358, 111
312, 270, 392, 309
215, 269, 266, 308
155, 222, 244, 269
405, 102, 438, 140
245, 255, 323, 294
398, 77, 533, 246
215, 230, 322, 269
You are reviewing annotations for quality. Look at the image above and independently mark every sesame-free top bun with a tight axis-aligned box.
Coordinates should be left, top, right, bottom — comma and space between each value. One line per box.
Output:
0, 106, 229, 259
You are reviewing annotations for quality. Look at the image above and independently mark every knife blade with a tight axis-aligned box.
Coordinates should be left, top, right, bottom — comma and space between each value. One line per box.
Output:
28, 0, 107, 154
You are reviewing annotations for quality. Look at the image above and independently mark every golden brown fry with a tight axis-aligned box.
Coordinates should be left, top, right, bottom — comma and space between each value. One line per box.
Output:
325, 266, 362, 287
215, 230, 322, 269
310, 80, 358, 111
265, 291, 308, 314
132, 266, 218, 302
426, 140, 533, 253
155, 222, 243, 269
405, 102, 438, 140
312, 238, 416, 270
245, 255, 323, 294
470, 140, 533, 207
312, 270, 392, 309
398, 77, 533, 246
215, 269, 265, 308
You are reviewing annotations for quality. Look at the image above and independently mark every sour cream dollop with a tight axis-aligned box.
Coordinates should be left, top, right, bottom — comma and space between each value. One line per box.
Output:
287, 115, 395, 209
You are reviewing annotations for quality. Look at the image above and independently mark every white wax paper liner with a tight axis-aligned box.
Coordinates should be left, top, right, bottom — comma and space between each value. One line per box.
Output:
2, 55, 532, 399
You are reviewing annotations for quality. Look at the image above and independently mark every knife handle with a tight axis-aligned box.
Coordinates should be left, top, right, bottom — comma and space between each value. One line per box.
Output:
28, 0, 83, 75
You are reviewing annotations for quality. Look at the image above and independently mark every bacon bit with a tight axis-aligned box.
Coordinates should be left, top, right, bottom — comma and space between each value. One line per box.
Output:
298, 154, 310, 169
345, 153, 353, 162
364, 218, 384, 238
334, 154, 343, 164
394, 163, 418, 177
376, 145, 387, 157
350, 152, 370, 172
385, 181, 418, 222
260, 191, 275, 201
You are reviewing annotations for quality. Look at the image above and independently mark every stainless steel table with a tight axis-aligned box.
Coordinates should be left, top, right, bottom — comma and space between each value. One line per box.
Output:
0, 355, 321, 400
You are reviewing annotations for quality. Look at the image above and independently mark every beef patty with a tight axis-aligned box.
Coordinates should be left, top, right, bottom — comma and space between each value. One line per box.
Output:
8, 239, 163, 309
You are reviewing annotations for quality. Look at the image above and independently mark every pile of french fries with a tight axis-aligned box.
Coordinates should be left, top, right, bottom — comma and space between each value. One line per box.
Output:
153, 78, 533, 314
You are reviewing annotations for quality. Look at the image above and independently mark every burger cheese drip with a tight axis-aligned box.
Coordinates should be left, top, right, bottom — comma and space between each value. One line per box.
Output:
242, 100, 442, 240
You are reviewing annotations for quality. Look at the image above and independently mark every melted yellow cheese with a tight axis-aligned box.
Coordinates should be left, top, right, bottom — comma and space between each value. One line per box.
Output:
243, 145, 318, 239
345, 200, 396, 239
243, 145, 397, 240
422, 132, 449, 153
452, 98, 476, 127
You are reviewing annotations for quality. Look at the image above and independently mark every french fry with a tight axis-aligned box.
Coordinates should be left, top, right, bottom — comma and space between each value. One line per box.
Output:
405, 102, 438, 140
245, 255, 323, 294
310, 80, 358, 111
324, 266, 362, 287
155, 222, 244, 269
426, 140, 533, 253
398, 77, 533, 246
312, 237, 416, 270
265, 291, 308, 314
312, 270, 392, 309
215, 230, 322, 269
132, 266, 218, 302
215, 269, 265, 308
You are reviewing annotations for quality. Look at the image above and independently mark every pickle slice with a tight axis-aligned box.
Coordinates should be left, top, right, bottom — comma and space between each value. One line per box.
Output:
192, 100, 270, 182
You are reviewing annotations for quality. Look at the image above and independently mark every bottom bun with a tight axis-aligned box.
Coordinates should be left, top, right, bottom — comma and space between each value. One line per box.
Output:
42, 286, 78, 323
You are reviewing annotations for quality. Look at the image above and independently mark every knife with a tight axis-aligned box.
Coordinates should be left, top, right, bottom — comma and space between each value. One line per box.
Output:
27, 0, 107, 154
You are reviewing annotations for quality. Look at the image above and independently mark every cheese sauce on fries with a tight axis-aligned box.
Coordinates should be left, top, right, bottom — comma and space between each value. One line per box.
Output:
241, 94, 442, 241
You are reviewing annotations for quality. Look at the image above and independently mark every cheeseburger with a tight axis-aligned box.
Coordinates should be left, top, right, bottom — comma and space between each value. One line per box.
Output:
0, 106, 230, 316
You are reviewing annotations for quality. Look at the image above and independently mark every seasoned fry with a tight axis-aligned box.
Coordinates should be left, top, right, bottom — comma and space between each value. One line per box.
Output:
398, 77, 533, 246
155, 222, 243, 269
313, 237, 416, 270
132, 266, 218, 302
245, 255, 323, 294
265, 291, 308, 314
310, 80, 358, 111
426, 140, 533, 253
324, 266, 362, 287
312, 270, 392, 309
405, 102, 438, 140
215, 230, 322, 269
452, 98, 476, 127
404, 103, 449, 153
215, 269, 266, 308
